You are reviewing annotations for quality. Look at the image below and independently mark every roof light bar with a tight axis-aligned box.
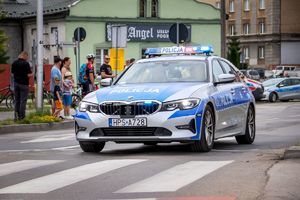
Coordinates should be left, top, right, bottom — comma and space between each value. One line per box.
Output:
144, 46, 214, 56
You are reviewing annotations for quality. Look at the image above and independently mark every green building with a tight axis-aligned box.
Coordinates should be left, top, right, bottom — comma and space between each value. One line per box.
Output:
66, 0, 220, 74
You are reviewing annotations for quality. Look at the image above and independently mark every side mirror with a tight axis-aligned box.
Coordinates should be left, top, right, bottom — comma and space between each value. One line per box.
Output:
277, 83, 284, 88
100, 78, 112, 87
214, 74, 236, 86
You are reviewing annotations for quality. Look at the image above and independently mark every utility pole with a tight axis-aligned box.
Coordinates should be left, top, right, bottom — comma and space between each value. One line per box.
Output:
221, 0, 226, 58
36, 0, 44, 111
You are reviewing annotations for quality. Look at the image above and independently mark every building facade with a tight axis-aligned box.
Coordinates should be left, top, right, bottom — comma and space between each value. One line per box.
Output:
66, 0, 221, 74
226, 0, 300, 69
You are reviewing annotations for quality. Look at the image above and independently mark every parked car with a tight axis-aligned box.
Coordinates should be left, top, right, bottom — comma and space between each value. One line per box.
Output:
240, 70, 260, 81
262, 77, 300, 102
273, 66, 300, 77
253, 68, 265, 79
243, 78, 265, 101
75, 46, 256, 153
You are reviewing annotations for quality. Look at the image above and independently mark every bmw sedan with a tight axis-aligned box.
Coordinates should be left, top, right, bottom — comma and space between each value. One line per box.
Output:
75, 46, 256, 153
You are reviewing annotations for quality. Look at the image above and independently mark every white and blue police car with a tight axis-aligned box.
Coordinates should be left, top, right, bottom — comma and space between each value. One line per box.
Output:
75, 46, 256, 153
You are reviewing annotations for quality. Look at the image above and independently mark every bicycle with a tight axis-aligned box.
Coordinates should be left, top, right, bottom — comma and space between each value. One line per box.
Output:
0, 85, 14, 109
71, 83, 82, 109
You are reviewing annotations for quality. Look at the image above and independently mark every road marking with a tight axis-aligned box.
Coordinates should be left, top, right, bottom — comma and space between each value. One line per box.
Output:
51, 145, 80, 150
20, 133, 74, 143
0, 159, 146, 194
0, 160, 63, 177
116, 160, 233, 193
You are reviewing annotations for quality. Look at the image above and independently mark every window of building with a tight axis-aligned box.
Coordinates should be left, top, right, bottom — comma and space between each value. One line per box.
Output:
215, 2, 220, 9
229, 0, 235, 12
244, 0, 250, 11
139, 0, 147, 17
243, 47, 249, 59
229, 24, 235, 36
258, 46, 265, 59
151, 0, 158, 17
259, 0, 265, 9
259, 21, 265, 34
243, 23, 250, 35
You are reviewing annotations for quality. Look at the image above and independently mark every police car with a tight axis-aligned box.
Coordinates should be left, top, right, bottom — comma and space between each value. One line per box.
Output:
75, 46, 256, 153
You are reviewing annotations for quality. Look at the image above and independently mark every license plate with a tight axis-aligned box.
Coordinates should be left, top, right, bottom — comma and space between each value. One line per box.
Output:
109, 118, 147, 127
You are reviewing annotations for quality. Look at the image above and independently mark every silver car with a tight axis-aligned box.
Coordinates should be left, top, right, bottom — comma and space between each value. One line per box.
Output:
74, 46, 256, 153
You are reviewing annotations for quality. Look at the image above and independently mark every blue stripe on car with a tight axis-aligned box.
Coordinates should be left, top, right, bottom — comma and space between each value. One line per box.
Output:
74, 111, 91, 121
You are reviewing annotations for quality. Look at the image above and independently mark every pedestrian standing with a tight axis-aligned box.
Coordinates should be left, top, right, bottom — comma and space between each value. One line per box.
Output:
61, 57, 72, 82
11, 51, 32, 120
50, 57, 62, 115
62, 71, 74, 119
52, 77, 63, 117
100, 55, 116, 79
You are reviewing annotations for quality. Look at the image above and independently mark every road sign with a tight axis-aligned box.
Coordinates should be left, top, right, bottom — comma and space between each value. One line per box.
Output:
169, 23, 188, 44
74, 27, 86, 42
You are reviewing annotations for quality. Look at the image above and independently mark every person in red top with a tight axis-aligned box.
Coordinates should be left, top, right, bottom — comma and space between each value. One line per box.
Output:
82, 54, 96, 95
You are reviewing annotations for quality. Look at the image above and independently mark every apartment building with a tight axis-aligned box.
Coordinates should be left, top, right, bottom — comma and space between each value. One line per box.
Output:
226, 0, 300, 69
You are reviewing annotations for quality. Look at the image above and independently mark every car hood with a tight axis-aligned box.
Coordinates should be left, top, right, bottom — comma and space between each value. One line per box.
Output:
83, 82, 207, 103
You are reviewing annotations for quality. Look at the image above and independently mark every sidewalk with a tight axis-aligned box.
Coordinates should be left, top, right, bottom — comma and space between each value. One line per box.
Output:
0, 109, 76, 134
262, 146, 300, 200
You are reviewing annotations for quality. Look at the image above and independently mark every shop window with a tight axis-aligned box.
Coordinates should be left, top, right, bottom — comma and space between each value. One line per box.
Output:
139, 0, 147, 18
151, 0, 158, 17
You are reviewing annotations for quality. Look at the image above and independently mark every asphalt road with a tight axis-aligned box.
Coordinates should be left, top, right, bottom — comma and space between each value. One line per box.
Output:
0, 101, 299, 200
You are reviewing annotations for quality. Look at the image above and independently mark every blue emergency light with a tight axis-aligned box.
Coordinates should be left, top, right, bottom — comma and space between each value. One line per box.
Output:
144, 45, 214, 56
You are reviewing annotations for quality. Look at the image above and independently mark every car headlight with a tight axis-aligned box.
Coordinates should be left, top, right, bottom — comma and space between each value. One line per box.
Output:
79, 101, 100, 113
161, 98, 200, 111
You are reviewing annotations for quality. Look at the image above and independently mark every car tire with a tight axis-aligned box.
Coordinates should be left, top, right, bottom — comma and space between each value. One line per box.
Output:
269, 92, 277, 102
79, 141, 105, 153
190, 106, 215, 152
236, 105, 255, 144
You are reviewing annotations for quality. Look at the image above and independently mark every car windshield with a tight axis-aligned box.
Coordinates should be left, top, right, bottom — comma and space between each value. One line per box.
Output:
263, 78, 284, 87
249, 70, 259, 75
116, 60, 208, 84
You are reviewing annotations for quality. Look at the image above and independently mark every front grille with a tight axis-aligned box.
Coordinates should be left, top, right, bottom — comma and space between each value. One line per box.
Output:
100, 101, 160, 116
89, 127, 172, 137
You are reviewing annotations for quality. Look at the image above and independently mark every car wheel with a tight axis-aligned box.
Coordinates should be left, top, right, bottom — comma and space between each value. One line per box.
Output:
190, 106, 215, 152
236, 105, 255, 144
79, 141, 105, 153
269, 92, 277, 102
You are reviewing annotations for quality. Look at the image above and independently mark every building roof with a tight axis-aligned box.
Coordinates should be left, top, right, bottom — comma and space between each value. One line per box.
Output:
0, 0, 80, 19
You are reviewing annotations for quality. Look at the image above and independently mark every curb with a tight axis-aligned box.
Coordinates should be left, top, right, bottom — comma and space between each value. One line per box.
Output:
0, 120, 74, 134
283, 146, 300, 159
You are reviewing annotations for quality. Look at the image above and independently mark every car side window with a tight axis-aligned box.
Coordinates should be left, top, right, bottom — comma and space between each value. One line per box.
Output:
212, 60, 224, 82
291, 79, 300, 86
219, 60, 235, 74
280, 79, 291, 87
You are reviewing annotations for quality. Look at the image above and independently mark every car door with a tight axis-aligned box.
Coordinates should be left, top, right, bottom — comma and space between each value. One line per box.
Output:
219, 59, 248, 133
277, 79, 292, 99
211, 59, 241, 138
289, 78, 300, 99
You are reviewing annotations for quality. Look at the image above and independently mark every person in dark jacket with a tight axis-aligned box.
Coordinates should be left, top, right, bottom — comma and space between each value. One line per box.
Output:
11, 51, 32, 120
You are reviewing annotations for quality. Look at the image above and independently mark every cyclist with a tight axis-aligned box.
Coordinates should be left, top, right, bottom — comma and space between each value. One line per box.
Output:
81, 54, 96, 96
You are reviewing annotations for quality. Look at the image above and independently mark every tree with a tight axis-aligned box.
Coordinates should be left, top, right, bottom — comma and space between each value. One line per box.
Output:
227, 36, 241, 69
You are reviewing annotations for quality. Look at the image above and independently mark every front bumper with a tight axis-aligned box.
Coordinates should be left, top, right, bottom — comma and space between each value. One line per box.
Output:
74, 109, 201, 142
